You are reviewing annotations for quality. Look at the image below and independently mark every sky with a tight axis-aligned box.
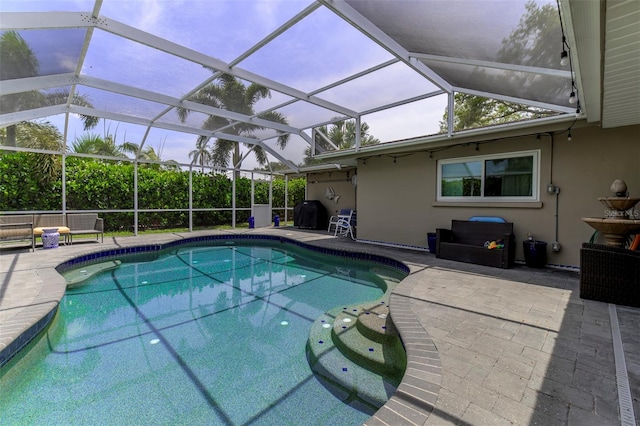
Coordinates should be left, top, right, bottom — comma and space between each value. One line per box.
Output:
3, 0, 532, 169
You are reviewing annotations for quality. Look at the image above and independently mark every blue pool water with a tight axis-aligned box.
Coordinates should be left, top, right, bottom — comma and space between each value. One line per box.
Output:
0, 241, 406, 425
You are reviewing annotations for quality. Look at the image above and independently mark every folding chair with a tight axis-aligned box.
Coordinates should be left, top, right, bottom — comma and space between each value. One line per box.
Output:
327, 208, 352, 233
334, 211, 356, 240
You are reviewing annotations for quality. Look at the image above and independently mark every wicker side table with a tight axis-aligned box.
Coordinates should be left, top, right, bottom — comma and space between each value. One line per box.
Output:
580, 243, 640, 308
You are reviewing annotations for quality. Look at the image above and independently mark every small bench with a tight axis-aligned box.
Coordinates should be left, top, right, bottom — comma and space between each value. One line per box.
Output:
66, 213, 104, 244
33, 214, 70, 244
436, 220, 515, 269
0, 215, 34, 251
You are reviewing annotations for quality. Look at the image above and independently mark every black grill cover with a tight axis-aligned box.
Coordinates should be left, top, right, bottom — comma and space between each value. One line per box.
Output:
293, 200, 328, 230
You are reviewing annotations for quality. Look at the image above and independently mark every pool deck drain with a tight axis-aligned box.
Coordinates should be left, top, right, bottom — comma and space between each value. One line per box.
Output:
1, 227, 638, 425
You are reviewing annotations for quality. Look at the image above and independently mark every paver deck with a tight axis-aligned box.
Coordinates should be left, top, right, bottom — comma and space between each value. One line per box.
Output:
1, 227, 637, 425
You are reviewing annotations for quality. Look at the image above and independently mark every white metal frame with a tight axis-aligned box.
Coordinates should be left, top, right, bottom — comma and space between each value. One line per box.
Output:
0, 1, 582, 174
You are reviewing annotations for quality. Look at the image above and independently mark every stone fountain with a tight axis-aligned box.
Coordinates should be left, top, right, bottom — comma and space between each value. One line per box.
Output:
582, 179, 640, 247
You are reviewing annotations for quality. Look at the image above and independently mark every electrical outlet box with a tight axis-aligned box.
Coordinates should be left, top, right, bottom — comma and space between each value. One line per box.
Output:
552, 242, 561, 252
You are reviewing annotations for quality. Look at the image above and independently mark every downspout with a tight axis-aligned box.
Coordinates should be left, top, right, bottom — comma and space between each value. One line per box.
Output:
547, 133, 561, 252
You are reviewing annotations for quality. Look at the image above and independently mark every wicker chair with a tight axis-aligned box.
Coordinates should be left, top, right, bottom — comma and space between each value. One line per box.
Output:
66, 213, 104, 244
580, 243, 640, 308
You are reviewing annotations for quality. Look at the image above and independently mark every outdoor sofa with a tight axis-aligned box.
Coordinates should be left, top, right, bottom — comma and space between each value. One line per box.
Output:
436, 219, 515, 268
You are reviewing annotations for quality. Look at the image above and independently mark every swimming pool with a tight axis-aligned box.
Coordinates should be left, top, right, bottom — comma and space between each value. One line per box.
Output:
0, 238, 408, 425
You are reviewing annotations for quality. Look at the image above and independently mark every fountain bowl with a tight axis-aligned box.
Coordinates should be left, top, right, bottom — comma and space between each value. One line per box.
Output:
598, 197, 640, 212
581, 217, 640, 246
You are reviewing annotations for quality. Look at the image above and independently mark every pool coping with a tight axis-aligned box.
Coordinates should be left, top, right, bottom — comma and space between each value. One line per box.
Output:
0, 229, 439, 425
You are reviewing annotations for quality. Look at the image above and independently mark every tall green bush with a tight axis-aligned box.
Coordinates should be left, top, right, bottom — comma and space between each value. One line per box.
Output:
1, 152, 306, 231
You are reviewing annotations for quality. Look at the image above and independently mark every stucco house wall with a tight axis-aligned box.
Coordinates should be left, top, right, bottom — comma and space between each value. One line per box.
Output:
307, 123, 639, 268
305, 169, 357, 225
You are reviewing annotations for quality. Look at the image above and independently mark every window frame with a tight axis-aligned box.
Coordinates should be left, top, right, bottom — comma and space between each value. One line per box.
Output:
437, 150, 540, 202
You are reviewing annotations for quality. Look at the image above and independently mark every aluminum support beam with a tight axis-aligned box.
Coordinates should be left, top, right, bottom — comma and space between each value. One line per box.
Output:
319, 0, 452, 93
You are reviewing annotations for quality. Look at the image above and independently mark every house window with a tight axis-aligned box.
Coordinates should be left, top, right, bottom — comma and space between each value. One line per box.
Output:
438, 151, 539, 201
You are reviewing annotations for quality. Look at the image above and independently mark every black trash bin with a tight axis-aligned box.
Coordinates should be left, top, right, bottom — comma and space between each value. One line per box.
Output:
523, 240, 547, 268
427, 233, 437, 253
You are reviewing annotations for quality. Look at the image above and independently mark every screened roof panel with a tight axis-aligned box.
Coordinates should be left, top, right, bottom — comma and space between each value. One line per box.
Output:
422, 60, 572, 109
0, 1, 87, 12
344, 0, 565, 69
238, 6, 395, 93
253, 129, 281, 142
155, 109, 210, 130
316, 61, 441, 112
362, 96, 448, 142
143, 127, 201, 164
272, 100, 345, 130
262, 133, 308, 164
0, 29, 85, 79
99, 0, 312, 64
253, 90, 295, 116
77, 86, 169, 120
83, 30, 212, 98
0, 86, 73, 115
183, 75, 285, 116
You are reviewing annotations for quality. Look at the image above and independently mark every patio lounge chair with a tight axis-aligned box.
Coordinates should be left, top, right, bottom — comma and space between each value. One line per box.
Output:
66, 213, 104, 244
328, 208, 353, 233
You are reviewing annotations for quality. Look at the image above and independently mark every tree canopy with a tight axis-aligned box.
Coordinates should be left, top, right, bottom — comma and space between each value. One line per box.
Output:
305, 118, 380, 165
177, 73, 290, 173
439, 1, 561, 132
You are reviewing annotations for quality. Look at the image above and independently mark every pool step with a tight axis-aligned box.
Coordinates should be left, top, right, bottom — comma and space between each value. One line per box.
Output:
62, 260, 122, 288
306, 303, 405, 409
332, 304, 405, 377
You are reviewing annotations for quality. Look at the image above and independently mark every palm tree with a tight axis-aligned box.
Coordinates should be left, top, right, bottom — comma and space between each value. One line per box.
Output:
177, 73, 290, 178
120, 141, 161, 161
0, 120, 65, 184
305, 118, 380, 165
71, 133, 179, 170
121, 141, 180, 170
71, 134, 127, 158
0, 31, 99, 146
188, 136, 214, 172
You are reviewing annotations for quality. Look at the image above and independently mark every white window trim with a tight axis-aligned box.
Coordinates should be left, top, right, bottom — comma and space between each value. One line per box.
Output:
437, 150, 540, 202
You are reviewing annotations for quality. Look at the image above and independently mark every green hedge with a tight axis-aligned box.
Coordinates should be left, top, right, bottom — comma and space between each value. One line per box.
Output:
0, 152, 306, 232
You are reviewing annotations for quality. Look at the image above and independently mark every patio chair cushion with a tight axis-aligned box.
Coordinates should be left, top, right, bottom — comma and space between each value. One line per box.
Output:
33, 226, 70, 236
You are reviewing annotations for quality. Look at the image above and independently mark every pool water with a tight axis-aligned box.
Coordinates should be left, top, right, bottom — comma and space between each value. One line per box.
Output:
0, 242, 406, 425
